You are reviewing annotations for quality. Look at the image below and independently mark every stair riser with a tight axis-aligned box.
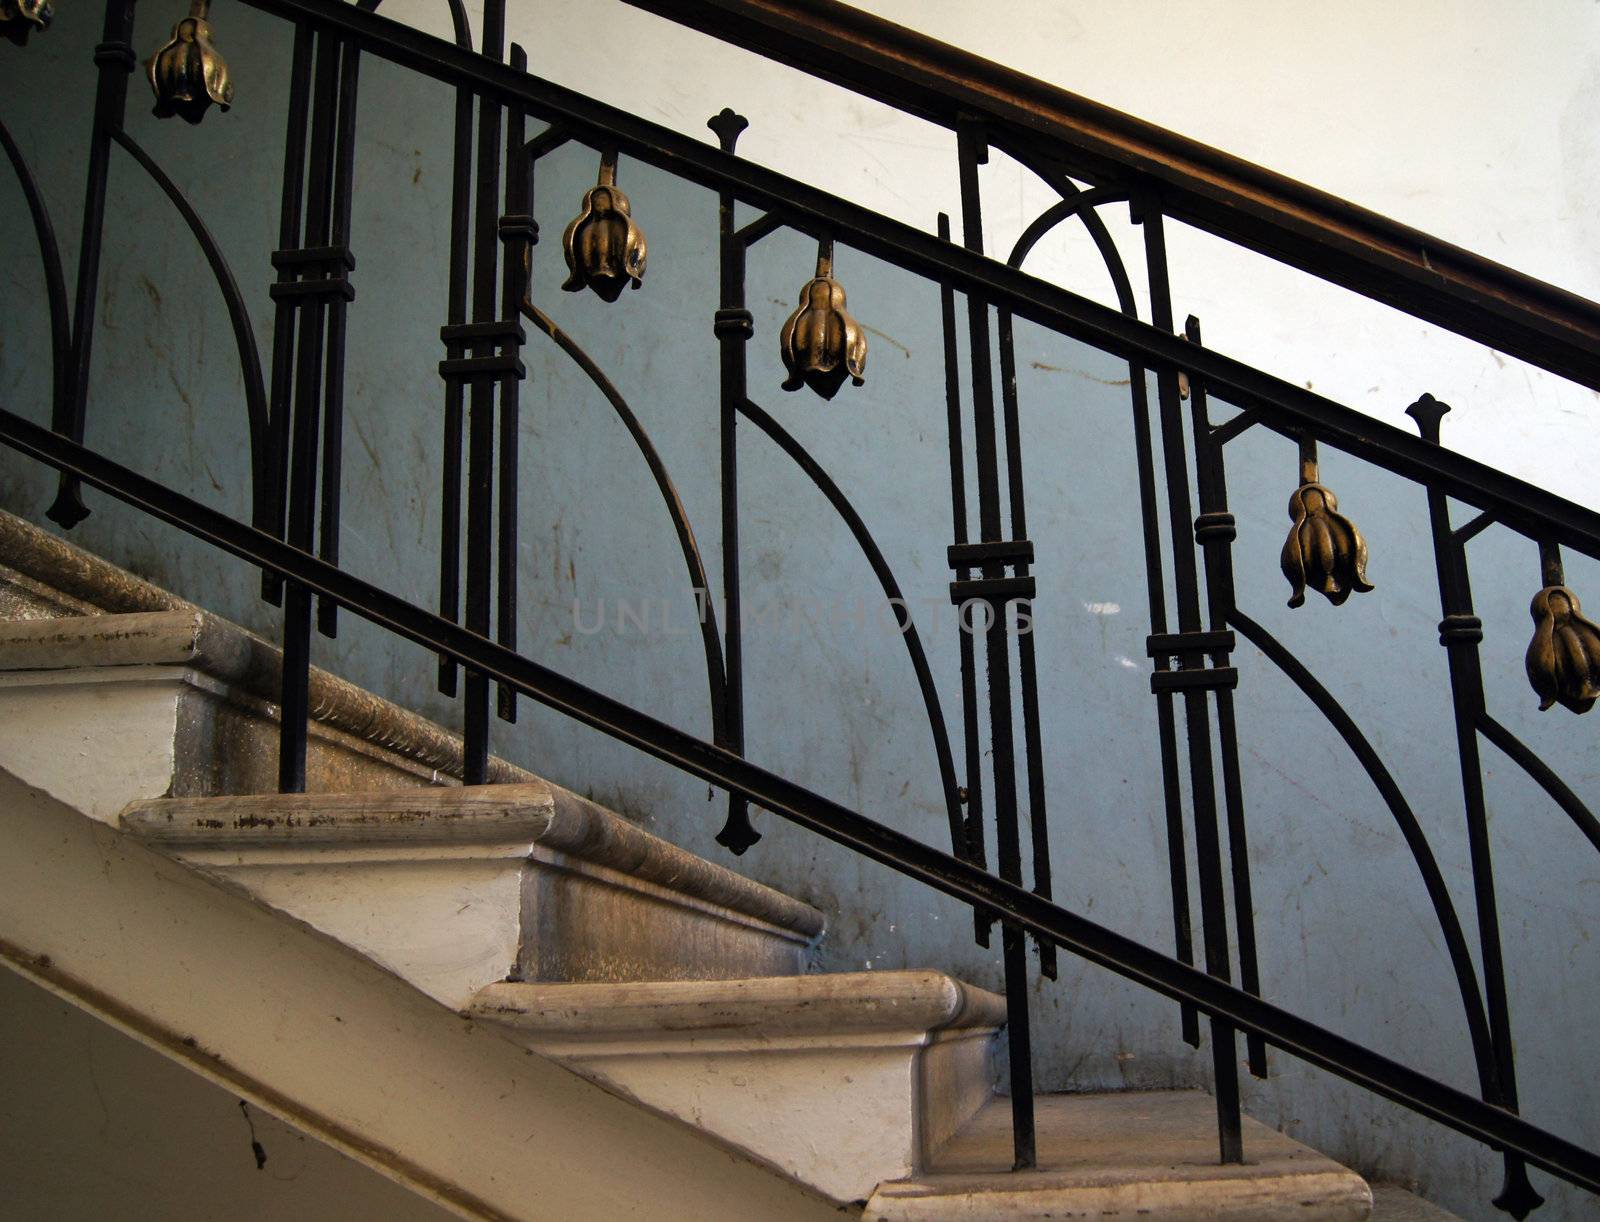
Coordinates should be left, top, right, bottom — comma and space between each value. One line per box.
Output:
123, 786, 823, 1009
472, 973, 1006, 1205
515, 1029, 996, 1204
520, 850, 811, 986
0, 663, 458, 829
165, 841, 812, 1009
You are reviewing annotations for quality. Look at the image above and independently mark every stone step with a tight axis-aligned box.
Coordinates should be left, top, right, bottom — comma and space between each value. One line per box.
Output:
121, 785, 823, 1009
864, 1089, 1372, 1220
468, 970, 1006, 1205
0, 508, 539, 801
0, 607, 531, 818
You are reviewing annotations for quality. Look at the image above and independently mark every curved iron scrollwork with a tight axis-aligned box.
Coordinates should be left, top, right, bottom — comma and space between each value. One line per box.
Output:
109, 129, 269, 529
999, 165, 1204, 1036
1479, 713, 1600, 856
518, 296, 731, 751
739, 395, 965, 857
1228, 607, 1499, 1090
0, 117, 70, 432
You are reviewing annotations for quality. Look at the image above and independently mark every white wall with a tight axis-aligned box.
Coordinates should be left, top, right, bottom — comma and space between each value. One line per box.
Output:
377, 0, 1600, 505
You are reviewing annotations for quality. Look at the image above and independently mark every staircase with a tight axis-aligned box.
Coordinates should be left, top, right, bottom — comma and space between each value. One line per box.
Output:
7, 0, 1596, 1214
0, 516, 1384, 1218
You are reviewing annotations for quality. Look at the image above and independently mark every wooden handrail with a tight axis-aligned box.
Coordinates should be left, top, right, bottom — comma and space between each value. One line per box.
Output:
625, 0, 1600, 391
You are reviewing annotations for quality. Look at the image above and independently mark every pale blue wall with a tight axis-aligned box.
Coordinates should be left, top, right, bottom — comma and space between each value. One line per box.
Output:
4, 6, 1599, 1219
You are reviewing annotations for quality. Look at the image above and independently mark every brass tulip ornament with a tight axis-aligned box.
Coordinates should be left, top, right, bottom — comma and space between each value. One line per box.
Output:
1525, 545, 1600, 713
1281, 435, 1373, 608
1, 0, 52, 46
561, 149, 647, 303
148, 0, 233, 124
780, 238, 867, 401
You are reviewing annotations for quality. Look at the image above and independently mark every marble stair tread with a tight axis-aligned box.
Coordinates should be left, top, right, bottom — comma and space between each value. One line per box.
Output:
864, 1089, 1372, 1220
0, 606, 532, 791
0, 509, 529, 789
469, 969, 1006, 1041
122, 784, 823, 940
120, 786, 823, 1008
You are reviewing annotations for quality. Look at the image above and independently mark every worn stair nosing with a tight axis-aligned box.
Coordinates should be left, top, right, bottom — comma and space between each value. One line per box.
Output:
470, 970, 1005, 1038
865, 1089, 1373, 1221
0, 510, 527, 786
121, 785, 825, 941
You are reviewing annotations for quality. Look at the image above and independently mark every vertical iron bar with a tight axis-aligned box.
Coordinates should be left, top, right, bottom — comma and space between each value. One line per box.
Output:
957, 119, 1034, 1172
437, 77, 476, 696
1538, 538, 1564, 590
1125, 339, 1198, 1045
712, 108, 752, 850
1408, 395, 1541, 1219
996, 305, 1056, 980
461, 0, 508, 783
48, 0, 138, 530
1184, 315, 1266, 1078
1139, 202, 1242, 1164
315, 38, 364, 638
495, 43, 530, 722
278, 29, 344, 792
938, 213, 992, 949
262, 21, 315, 605
1098, 205, 1199, 1046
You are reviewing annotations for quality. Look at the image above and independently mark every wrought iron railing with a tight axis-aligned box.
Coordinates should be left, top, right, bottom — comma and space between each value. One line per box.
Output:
4, 0, 1600, 1214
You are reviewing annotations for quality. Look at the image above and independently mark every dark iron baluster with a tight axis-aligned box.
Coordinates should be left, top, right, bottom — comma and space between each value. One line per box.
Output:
1409, 393, 1542, 1219
495, 44, 531, 723
0, 118, 72, 494
315, 33, 366, 639
1135, 200, 1242, 1164
277, 29, 345, 791
461, 0, 509, 783
260, 21, 314, 605
937, 212, 992, 949
1184, 315, 1266, 1079
994, 306, 1055, 980
710, 107, 756, 854
1110, 294, 1200, 1050
436, 65, 475, 698
47, 0, 137, 530
1136, 370, 1200, 1047
955, 118, 1035, 1172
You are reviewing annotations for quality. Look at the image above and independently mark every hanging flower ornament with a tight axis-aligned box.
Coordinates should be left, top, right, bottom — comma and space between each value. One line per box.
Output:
1525, 544, 1600, 713
147, 0, 233, 124
0, 0, 52, 46
1281, 435, 1373, 608
561, 149, 647, 302
780, 237, 867, 401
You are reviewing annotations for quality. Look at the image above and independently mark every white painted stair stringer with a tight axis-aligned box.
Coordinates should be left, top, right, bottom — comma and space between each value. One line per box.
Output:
0, 767, 841, 1222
